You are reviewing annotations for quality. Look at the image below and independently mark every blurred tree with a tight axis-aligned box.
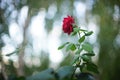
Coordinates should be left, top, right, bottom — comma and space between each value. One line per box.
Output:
0, 0, 12, 79
92, 0, 120, 80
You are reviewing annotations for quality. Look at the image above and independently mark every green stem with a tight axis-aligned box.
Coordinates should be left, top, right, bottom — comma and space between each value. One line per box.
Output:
71, 66, 77, 80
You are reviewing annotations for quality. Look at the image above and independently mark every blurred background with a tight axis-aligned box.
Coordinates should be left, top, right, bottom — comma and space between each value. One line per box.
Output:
0, 0, 120, 80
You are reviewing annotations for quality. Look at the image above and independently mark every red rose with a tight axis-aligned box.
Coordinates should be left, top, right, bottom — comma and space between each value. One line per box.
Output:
62, 15, 75, 35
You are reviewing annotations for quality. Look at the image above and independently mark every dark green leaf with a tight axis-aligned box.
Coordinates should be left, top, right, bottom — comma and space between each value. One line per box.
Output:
58, 42, 69, 50
66, 43, 76, 51
80, 63, 86, 72
78, 35, 85, 43
85, 31, 93, 36
81, 55, 91, 62
71, 31, 77, 36
86, 62, 99, 74
57, 66, 75, 80
82, 53, 95, 56
82, 43, 93, 52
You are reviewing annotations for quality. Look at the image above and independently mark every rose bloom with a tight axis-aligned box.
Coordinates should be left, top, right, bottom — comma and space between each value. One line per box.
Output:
62, 15, 75, 35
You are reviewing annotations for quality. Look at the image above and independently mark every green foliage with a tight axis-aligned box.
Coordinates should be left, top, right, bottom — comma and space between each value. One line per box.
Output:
21, 23, 96, 80
82, 43, 93, 52
75, 48, 83, 54
81, 55, 91, 62
78, 35, 85, 43
85, 31, 93, 36
66, 43, 76, 51
73, 27, 80, 32
71, 31, 77, 36
82, 53, 95, 57
72, 54, 79, 65
58, 27, 99, 79
86, 62, 99, 74
71, 27, 80, 36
